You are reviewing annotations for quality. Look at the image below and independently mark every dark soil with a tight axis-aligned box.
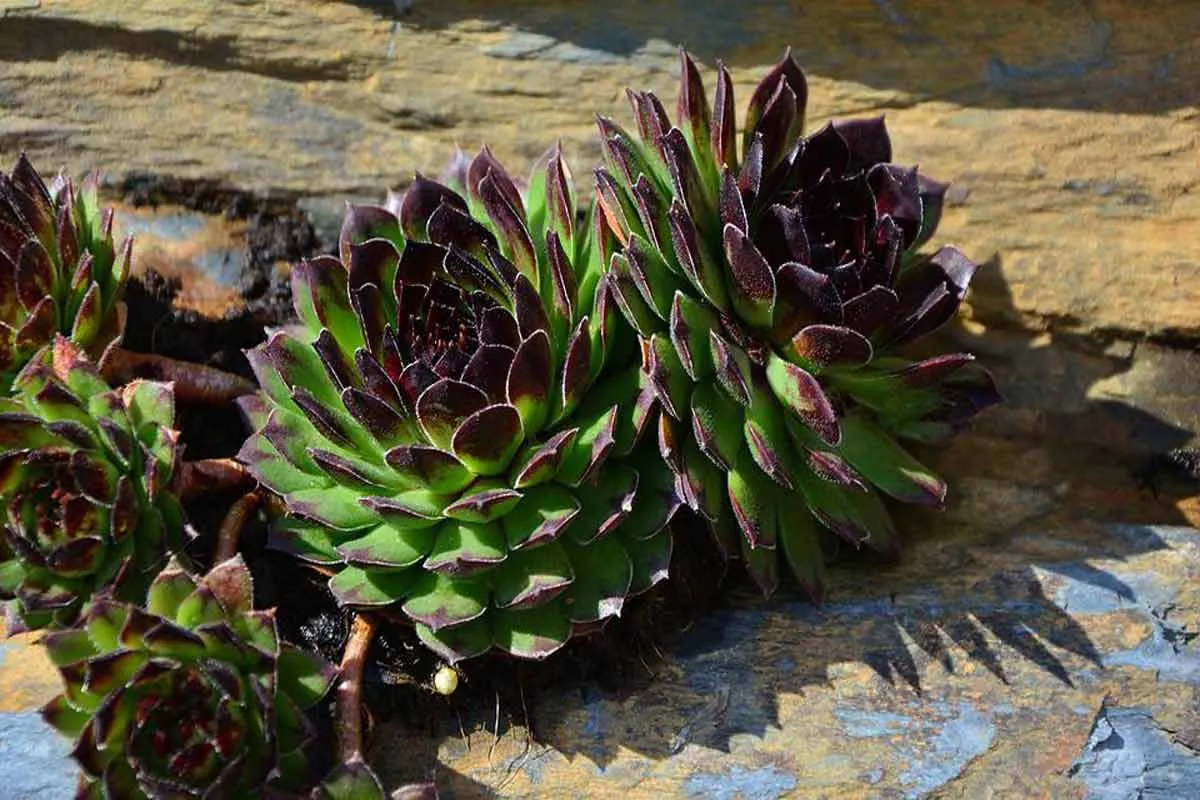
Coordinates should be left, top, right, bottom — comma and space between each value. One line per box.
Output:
117, 178, 735, 779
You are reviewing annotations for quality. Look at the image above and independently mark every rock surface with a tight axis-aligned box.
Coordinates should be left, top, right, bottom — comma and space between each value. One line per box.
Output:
0, 1, 1198, 798
1, 0, 1197, 344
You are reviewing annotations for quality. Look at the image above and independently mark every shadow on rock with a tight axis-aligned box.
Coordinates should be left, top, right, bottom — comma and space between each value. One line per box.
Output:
0, 15, 360, 82
350, 0, 1197, 114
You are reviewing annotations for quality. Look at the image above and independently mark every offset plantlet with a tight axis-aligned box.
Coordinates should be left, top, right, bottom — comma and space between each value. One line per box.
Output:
594, 50, 1001, 595
40, 556, 338, 798
239, 146, 678, 663
317, 754, 437, 800
316, 613, 439, 800
0, 338, 185, 631
0, 154, 129, 393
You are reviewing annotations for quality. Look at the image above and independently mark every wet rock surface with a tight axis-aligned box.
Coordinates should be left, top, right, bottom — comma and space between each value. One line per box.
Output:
0, 1, 1197, 797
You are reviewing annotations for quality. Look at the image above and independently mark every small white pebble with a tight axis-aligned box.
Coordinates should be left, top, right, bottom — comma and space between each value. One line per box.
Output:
433, 665, 458, 696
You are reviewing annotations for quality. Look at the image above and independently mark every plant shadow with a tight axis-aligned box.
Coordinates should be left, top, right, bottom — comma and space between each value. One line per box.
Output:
347, 0, 1198, 114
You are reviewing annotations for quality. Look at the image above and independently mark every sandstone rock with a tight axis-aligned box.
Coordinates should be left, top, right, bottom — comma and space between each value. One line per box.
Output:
0, 1, 1197, 797
0, 0, 1196, 342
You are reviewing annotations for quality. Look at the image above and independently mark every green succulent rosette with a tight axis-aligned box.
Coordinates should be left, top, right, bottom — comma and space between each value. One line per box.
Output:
0, 338, 184, 631
238, 146, 678, 662
593, 50, 1002, 596
40, 556, 337, 799
0, 154, 130, 393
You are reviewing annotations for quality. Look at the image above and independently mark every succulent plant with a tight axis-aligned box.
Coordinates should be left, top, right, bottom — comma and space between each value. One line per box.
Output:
238, 146, 678, 662
592, 50, 1001, 595
40, 556, 337, 798
0, 154, 129, 393
0, 338, 184, 631
317, 755, 436, 800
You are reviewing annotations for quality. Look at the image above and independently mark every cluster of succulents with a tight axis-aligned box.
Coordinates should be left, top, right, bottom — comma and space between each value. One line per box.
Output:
0, 47, 1001, 799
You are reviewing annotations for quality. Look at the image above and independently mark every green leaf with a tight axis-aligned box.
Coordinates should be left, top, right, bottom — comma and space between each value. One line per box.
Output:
265, 330, 344, 409
40, 694, 89, 738
509, 428, 578, 488
174, 586, 226, 630
679, 435, 727, 522
826, 370, 943, 425
336, 523, 437, 569
795, 470, 898, 554
645, 333, 691, 421
836, 414, 947, 506
0, 559, 26, 595
145, 562, 197, 619
423, 520, 507, 575
739, 529, 779, 597
236, 610, 280, 657
626, 528, 672, 595
617, 453, 680, 540
85, 601, 130, 651
727, 449, 779, 550
82, 649, 147, 694
238, 432, 324, 495
384, 444, 474, 494
505, 331, 553, 436
451, 404, 525, 477
198, 555, 254, 617
415, 617, 493, 664
269, 518, 344, 566
723, 224, 776, 330
708, 330, 752, 407
402, 572, 489, 631
442, 480, 523, 523
287, 485, 379, 531
122, 380, 175, 432
328, 566, 413, 607
624, 235, 677, 318
501, 483, 580, 550
360, 490, 448, 530
561, 536, 633, 623
63, 363, 110, 404
492, 601, 571, 660
555, 404, 618, 486
274, 690, 306, 754
291, 256, 366, 355
563, 365, 644, 458
743, 375, 800, 488
492, 541, 573, 609
778, 508, 826, 602
42, 628, 98, 667
765, 351, 840, 446
567, 464, 638, 545
278, 644, 338, 708
690, 381, 743, 471
669, 291, 717, 380
608, 253, 663, 337
318, 755, 386, 800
